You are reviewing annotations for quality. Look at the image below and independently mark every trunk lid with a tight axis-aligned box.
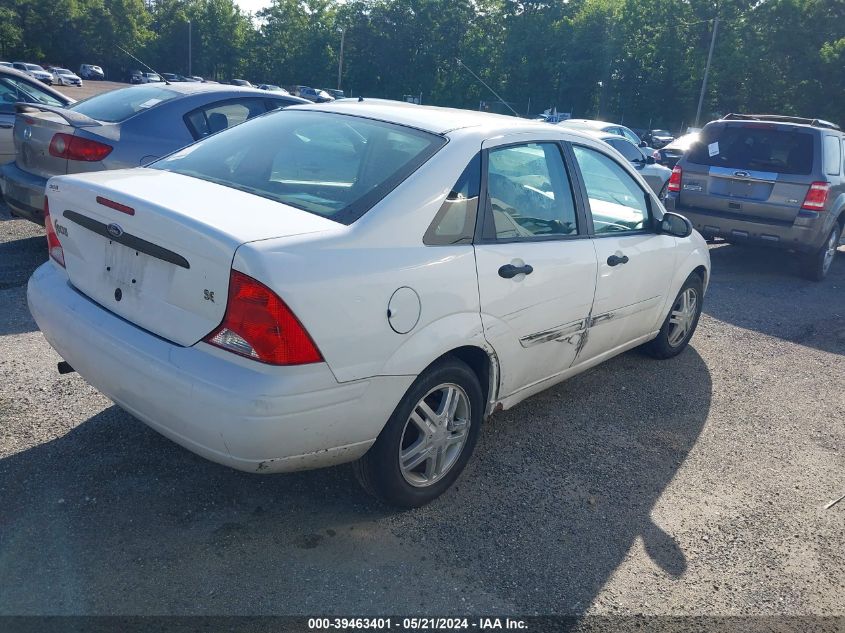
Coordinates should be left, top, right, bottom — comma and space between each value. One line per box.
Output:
679, 123, 817, 225
49, 169, 340, 346
13, 106, 117, 178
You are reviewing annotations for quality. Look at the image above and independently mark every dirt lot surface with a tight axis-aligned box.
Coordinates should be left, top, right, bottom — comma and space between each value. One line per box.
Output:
0, 198, 843, 617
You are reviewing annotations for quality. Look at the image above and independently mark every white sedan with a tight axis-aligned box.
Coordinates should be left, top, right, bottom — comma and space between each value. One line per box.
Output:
50, 67, 83, 87
28, 102, 710, 507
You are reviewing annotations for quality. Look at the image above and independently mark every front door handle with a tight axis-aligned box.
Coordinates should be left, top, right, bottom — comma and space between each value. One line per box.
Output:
607, 254, 629, 267
498, 263, 534, 279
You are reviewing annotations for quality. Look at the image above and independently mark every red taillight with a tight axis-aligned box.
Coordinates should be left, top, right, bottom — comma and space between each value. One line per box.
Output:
49, 133, 113, 162
801, 182, 830, 211
668, 165, 682, 192
204, 270, 323, 365
43, 198, 65, 268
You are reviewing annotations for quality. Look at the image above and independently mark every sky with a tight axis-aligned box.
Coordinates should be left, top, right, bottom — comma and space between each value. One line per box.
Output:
235, 0, 272, 15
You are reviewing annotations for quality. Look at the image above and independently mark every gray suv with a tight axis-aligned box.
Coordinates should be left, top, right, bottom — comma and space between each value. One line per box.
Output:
665, 114, 844, 280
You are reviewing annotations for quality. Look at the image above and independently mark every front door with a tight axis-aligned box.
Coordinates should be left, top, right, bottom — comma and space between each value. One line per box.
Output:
474, 140, 598, 398
569, 143, 677, 362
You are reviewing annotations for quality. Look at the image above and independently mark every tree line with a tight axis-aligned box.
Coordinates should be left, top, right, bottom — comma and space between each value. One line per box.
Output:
2, 0, 843, 131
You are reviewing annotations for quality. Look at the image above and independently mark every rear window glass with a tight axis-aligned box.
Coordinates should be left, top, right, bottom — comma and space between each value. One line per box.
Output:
69, 85, 178, 122
687, 125, 814, 175
152, 110, 446, 224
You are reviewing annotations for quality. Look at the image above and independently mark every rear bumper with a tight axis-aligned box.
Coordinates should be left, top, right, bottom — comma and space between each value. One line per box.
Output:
666, 198, 827, 252
27, 263, 413, 473
0, 162, 47, 224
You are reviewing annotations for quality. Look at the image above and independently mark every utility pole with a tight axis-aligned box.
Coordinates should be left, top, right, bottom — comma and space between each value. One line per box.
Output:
187, 20, 192, 77
695, 16, 719, 128
337, 27, 345, 91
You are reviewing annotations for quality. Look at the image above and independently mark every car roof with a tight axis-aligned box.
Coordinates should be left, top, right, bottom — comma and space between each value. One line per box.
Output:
559, 118, 613, 130
290, 99, 546, 134
578, 129, 628, 143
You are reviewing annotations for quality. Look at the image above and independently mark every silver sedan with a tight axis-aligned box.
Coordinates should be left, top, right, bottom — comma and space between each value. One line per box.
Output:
588, 131, 673, 200
0, 82, 307, 223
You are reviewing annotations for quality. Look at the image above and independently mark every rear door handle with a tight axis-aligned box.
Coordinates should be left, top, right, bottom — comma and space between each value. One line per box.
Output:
498, 263, 534, 279
607, 254, 629, 267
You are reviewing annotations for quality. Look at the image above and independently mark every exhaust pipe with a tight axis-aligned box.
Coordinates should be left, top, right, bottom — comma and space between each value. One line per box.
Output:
57, 361, 75, 375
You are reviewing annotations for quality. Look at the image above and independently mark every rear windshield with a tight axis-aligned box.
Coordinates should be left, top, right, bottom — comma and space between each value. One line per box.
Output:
68, 85, 178, 122
152, 110, 446, 224
687, 124, 814, 175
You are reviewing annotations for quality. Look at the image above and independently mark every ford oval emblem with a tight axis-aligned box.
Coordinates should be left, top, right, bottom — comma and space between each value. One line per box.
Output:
107, 223, 124, 238
23, 126, 32, 140
734, 170, 749, 178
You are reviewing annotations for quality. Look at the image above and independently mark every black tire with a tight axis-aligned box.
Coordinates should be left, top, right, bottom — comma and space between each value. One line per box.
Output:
353, 357, 484, 508
643, 273, 704, 359
800, 224, 840, 282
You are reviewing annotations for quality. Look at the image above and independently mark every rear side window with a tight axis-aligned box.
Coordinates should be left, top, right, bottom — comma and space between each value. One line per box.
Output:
606, 138, 643, 162
185, 98, 269, 139
687, 125, 814, 175
823, 135, 841, 176
424, 154, 481, 245
153, 110, 446, 224
69, 86, 179, 122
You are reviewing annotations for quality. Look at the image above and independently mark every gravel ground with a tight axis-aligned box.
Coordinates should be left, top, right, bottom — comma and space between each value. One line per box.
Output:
0, 199, 843, 617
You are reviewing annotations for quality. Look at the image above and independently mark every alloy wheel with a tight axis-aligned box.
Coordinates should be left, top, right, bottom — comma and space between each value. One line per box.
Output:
667, 287, 698, 347
399, 383, 471, 487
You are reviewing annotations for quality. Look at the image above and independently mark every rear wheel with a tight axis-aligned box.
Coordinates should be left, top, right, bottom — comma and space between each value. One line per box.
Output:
643, 273, 704, 359
353, 358, 483, 508
801, 224, 840, 281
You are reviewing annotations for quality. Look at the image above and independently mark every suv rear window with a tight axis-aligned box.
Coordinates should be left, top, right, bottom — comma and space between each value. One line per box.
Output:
152, 110, 446, 224
687, 124, 814, 175
68, 85, 179, 122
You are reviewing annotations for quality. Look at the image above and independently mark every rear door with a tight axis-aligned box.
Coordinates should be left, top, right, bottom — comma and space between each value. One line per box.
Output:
474, 139, 598, 398
569, 143, 676, 361
679, 123, 816, 224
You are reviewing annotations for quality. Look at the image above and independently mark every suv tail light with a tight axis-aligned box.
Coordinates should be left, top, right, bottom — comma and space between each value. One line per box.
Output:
204, 270, 323, 365
800, 182, 830, 211
49, 133, 113, 162
668, 165, 682, 192
43, 198, 65, 268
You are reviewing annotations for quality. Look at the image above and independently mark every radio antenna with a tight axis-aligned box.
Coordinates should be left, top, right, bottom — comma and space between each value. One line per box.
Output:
455, 58, 519, 117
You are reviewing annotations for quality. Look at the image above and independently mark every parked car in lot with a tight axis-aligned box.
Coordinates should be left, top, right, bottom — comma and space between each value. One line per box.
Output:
27, 102, 710, 506
653, 132, 700, 169
230, 79, 253, 87
665, 113, 845, 280
291, 85, 333, 102
0, 66, 73, 164
643, 129, 675, 148
50, 67, 83, 87
79, 64, 104, 80
587, 130, 672, 199
325, 88, 345, 99
257, 84, 290, 94
128, 70, 143, 84
559, 118, 649, 149
12, 63, 53, 84
141, 72, 163, 83
0, 83, 307, 222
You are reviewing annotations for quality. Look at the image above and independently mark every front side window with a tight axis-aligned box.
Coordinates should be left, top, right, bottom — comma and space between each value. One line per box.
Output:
153, 110, 446, 224
620, 127, 642, 146
572, 145, 649, 234
485, 142, 578, 240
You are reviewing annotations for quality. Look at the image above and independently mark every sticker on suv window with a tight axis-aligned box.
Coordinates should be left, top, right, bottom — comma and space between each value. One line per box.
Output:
708, 142, 719, 157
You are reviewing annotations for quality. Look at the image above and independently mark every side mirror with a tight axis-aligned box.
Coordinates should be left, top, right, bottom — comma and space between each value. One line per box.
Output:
659, 211, 693, 238
646, 155, 656, 165
638, 140, 648, 148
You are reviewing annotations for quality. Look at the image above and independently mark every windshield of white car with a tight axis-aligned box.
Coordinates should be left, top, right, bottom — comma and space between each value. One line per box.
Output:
152, 110, 447, 224
25, 64, 45, 71
55, 68, 73, 75
68, 85, 178, 122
